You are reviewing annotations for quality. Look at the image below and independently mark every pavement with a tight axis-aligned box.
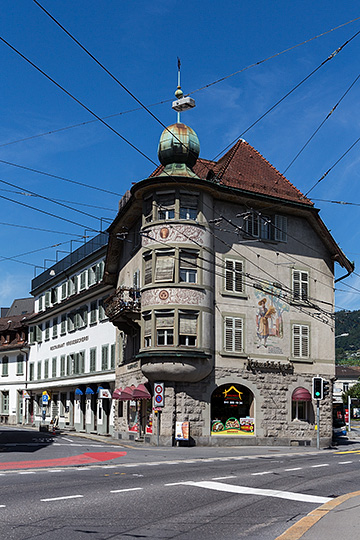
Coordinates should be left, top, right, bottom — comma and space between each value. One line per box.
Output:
277, 427, 360, 540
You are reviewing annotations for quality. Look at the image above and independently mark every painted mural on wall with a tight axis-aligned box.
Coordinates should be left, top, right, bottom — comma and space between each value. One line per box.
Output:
254, 282, 289, 354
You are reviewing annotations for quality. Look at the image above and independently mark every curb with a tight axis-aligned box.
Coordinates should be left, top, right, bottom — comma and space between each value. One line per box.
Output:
275, 490, 360, 540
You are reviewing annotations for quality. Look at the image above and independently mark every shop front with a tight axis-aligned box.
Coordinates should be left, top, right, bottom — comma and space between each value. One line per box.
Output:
211, 384, 255, 436
114, 383, 153, 439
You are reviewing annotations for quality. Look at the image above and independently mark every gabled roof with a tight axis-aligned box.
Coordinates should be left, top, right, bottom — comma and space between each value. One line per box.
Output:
335, 365, 360, 380
151, 139, 313, 206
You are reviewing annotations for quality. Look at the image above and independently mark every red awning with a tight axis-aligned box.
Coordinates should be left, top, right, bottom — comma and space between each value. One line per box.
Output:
118, 386, 135, 401
112, 388, 122, 399
132, 384, 151, 400
292, 387, 312, 402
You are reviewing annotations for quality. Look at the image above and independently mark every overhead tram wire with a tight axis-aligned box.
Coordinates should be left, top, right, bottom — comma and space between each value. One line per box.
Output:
0, 221, 91, 237
0, 158, 122, 197
0, 177, 111, 223
211, 29, 360, 164
0, 189, 116, 212
1, 31, 348, 307
312, 198, 360, 207
282, 72, 360, 175
1, 9, 357, 151
0, 240, 73, 267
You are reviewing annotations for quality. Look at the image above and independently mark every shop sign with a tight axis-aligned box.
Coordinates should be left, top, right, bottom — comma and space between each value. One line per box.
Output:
247, 359, 293, 373
175, 421, 189, 441
99, 389, 111, 399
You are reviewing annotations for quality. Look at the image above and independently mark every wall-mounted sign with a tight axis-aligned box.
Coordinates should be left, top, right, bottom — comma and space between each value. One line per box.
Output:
159, 290, 169, 301
154, 383, 164, 407
22, 390, 30, 399
99, 389, 111, 399
160, 227, 169, 239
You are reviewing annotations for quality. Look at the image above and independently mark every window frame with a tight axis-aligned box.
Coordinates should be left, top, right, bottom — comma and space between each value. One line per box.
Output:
292, 323, 310, 359
224, 258, 244, 295
223, 316, 244, 354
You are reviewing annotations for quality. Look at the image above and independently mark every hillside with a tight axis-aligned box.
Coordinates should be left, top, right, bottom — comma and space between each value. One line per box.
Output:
335, 309, 360, 364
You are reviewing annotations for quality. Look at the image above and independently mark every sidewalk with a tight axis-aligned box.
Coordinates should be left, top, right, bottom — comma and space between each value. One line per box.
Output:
277, 429, 360, 540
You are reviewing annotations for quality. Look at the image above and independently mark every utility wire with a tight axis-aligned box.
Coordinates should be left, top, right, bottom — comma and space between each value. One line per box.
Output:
0, 158, 122, 197
0, 220, 91, 237
0, 188, 116, 211
0, 240, 72, 267
283, 72, 360, 174
312, 198, 360, 207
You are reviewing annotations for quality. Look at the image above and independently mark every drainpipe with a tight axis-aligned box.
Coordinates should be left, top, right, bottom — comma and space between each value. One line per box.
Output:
20, 346, 29, 425
335, 263, 354, 283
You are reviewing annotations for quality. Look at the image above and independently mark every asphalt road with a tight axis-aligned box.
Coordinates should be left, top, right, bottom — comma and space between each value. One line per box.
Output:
0, 427, 360, 539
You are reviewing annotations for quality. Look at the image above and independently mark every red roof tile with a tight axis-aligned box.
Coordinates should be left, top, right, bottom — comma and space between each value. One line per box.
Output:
150, 139, 312, 206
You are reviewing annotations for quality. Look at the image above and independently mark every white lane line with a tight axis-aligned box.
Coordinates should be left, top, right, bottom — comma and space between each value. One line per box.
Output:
0, 505, 5, 508
251, 471, 273, 476
19, 471, 35, 475
311, 464, 329, 468
176, 481, 331, 504
110, 487, 143, 494
47, 470, 64, 473
285, 467, 302, 471
60, 437, 73, 442
212, 476, 237, 480
339, 461, 353, 464
41, 495, 83, 502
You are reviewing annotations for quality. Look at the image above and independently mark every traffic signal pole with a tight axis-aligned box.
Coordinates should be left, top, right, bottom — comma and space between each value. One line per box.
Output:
316, 399, 320, 450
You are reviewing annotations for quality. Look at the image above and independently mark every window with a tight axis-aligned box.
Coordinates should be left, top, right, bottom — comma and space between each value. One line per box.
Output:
36, 324, 42, 343
79, 271, 87, 291
52, 318, 58, 339
224, 317, 243, 353
16, 354, 24, 375
77, 306, 88, 329
73, 351, 85, 375
61, 282, 67, 300
144, 196, 153, 223
96, 261, 105, 282
110, 344, 116, 369
45, 321, 50, 341
88, 265, 97, 286
68, 276, 77, 296
98, 299, 107, 321
244, 212, 287, 242
29, 326, 35, 344
292, 400, 310, 421
225, 259, 243, 293
1, 391, 9, 414
45, 291, 51, 309
60, 355, 66, 377
90, 348, 97, 372
144, 252, 152, 285
67, 312, 75, 333
155, 250, 175, 282
51, 287, 58, 304
179, 250, 197, 283
37, 361, 41, 380
29, 363, 34, 381
38, 295, 44, 312
180, 192, 198, 220
2, 356, 9, 376
133, 269, 140, 290
293, 270, 309, 302
179, 311, 198, 346
52, 357, 57, 378
292, 324, 309, 359
60, 314, 66, 335
343, 383, 349, 392
156, 311, 174, 346
90, 301, 97, 324
101, 345, 109, 370
143, 312, 152, 347
66, 355, 73, 376
157, 192, 175, 220
44, 359, 49, 379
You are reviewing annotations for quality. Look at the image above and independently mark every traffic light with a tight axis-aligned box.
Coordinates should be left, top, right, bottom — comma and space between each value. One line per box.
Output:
312, 377, 323, 400
323, 380, 330, 398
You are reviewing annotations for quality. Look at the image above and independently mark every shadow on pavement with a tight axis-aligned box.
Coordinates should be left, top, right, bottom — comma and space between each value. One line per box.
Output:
0, 429, 56, 454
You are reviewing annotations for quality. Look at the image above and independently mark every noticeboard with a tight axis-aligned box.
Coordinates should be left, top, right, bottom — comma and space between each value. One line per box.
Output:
175, 421, 189, 441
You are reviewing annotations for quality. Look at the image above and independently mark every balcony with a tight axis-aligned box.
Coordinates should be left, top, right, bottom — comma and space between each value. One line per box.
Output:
104, 287, 141, 332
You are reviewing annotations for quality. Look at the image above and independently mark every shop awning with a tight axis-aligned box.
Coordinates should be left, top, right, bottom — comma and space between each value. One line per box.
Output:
292, 387, 312, 402
118, 386, 134, 401
132, 384, 151, 400
75, 388, 83, 396
97, 386, 103, 393
112, 388, 122, 399
85, 387, 95, 395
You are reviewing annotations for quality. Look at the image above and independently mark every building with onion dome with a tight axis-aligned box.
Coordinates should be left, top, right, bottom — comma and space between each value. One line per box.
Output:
104, 82, 353, 447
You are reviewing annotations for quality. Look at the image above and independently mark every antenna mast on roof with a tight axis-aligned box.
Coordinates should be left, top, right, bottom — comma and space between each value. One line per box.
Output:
172, 57, 195, 123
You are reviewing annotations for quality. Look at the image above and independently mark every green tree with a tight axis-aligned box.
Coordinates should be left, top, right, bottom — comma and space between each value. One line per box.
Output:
342, 381, 360, 404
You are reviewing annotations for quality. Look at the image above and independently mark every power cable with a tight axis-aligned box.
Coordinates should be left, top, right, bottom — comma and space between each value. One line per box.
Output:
0, 240, 72, 267
0, 220, 91, 237
0, 158, 122, 197
312, 198, 360, 207
0, 188, 116, 211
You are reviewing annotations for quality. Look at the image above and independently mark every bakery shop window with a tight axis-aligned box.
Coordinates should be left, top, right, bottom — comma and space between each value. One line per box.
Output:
211, 384, 254, 436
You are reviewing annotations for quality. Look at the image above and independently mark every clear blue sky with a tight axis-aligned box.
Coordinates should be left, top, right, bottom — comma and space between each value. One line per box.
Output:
1, 0, 360, 312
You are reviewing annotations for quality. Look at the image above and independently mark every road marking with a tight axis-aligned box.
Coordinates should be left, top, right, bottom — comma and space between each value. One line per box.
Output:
339, 461, 353, 464
110, 487, 143, 493
0, 505, 6, 508
311, 464, 329, 468
18, 471, 35, 475
60, 437, 73, 442
177, 481, 332, 504
285, 467, 302, 471
212, 476, 237, 480
41, 495, 84, 502
335, 450, 360, 454
251, 471, 273, 476
47, 469, 64, 473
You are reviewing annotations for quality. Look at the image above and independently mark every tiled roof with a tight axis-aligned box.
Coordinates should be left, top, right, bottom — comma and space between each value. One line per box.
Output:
335, 365, 360, 379
150, 139, 312, 206
0, 314, 29, 332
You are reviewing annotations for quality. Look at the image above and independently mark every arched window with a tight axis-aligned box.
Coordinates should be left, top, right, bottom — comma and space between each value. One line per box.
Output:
291, 387, 312, 422
211, 384, 254, 435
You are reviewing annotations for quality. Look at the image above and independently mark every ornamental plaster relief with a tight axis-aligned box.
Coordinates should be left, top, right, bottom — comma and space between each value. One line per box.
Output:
142, 224, 206, 246
141, 288, 205, 307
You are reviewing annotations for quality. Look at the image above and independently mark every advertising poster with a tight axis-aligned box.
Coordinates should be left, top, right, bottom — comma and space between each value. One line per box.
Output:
175, 421, 190, 440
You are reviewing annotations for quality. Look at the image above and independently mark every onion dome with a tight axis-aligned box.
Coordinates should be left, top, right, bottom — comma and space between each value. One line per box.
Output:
157, 123, 200, 178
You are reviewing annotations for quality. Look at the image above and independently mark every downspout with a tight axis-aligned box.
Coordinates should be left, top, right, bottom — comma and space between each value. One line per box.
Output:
335, 263, 355, 283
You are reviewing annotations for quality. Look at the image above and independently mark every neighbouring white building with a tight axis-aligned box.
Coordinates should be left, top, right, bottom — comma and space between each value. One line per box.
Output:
27, 233, 117, 435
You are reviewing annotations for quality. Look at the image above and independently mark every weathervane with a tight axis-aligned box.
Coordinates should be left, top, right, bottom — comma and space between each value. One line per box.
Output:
172, 57, 195, 123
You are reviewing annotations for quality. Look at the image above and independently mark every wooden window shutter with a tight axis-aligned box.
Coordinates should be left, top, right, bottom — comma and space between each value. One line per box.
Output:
156, 312, 174, 329
179, 313, 197, 335
155, 254, 175, 282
